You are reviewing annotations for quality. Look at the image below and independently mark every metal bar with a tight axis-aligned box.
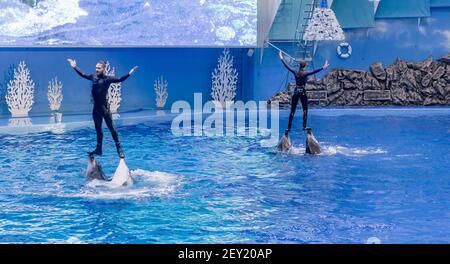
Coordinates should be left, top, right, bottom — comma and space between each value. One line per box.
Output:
266, 41, 296, 60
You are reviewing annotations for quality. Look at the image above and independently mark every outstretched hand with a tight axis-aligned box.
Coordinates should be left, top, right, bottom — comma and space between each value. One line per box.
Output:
129, 66, 138, 75
323, 60, 330, 69
67, 58, 76, 68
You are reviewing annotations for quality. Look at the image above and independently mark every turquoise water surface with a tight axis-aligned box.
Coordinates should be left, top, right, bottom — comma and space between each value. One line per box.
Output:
0, 108, 449, 243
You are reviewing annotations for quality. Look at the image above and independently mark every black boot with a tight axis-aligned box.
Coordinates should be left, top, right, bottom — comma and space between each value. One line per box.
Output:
116, 142, 125, 159
88, 144, 102, 156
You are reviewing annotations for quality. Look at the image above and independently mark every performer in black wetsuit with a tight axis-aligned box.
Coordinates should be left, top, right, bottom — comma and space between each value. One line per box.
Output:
279, 51, 329, 136
68, 59, 138, 159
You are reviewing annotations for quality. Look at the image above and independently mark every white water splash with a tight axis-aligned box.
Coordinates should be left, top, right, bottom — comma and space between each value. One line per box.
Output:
85, 159, 132, 188
82, 169, 181, 200
131, 169, 181, 196
66, 236, 84, 244
110, 159, 133, 187
0, 0, 88, 37
321, 145, 387, 156
78, 186, 155, 200
366, 237, 381, 244
284, 145, 386, 156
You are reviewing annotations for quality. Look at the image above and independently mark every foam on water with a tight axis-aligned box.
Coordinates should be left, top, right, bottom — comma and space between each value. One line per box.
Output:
78, 186, 156, 200
366, 237, 381, 244
132, 169, 181, 195
285, 144, 387, 156
0, 0, 87, 37
81, 169, 181, 200
321, 145, 387, 156
110, 159, 133, 187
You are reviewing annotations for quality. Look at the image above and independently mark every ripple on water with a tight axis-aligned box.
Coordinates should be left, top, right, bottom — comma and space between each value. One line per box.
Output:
0, 112, 449, 243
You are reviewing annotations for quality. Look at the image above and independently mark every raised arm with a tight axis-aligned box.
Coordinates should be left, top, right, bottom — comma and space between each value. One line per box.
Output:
109, 66, 138, 83
305, 60, 330, 77
304, 67, 323, 77
108, 66, 138, 83
108, 73, 131, 83
74, 66, 93, 80
279, 51, 296, 74
68, 59, 93, 80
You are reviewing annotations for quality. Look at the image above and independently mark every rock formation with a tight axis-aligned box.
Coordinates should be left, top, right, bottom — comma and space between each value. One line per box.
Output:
268, 54, 450, 107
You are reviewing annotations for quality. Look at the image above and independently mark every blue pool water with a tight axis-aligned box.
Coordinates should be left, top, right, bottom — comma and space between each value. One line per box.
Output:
0, 108, 449, 243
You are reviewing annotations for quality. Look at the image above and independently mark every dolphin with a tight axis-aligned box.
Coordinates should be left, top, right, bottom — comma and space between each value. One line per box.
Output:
85, 155, 133, 187
305, 129, 322, 155
86, 154, 109, 181
110, 159, 133, 187
277, 132, 292, 152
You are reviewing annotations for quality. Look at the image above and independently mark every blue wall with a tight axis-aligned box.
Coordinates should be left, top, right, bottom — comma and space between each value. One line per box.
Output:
0, 48, 252, 117
1, 7, 449, 116
252, 7, 450, 101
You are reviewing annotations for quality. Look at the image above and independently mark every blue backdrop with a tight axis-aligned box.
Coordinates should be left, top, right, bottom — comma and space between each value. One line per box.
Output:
0, 7, 449, 117
0, 48, 253, 117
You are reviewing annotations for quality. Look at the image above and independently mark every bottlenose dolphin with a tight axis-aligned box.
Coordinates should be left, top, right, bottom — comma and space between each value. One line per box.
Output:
86, 154, 108, 181
305, 129, 321, 155
86, 155, 133, 187
277, 132, 292, 152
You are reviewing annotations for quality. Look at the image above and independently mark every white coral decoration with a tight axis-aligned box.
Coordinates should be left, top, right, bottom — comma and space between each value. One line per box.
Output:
303, 7, 345, 41
211, 48, 238, 104
105, 61, 122, 113
5, 61, 35, 118
48, 77, 63, 111
154, 76, 168, 108
8, 117, 32, 127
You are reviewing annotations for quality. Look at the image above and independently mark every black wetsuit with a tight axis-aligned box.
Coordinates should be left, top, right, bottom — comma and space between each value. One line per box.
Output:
73, 66, 130, 156
281, 59, 323, 131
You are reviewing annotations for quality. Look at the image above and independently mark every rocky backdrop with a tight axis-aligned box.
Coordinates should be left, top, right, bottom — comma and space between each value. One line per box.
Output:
268, 54, 450, 107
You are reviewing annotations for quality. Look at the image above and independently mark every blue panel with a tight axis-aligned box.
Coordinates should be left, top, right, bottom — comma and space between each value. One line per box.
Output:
331, 0, 375, 28
376, 0, 431, 18
269, 0, 312, 40
431, 0, 450, 7
0, 48, 250, 117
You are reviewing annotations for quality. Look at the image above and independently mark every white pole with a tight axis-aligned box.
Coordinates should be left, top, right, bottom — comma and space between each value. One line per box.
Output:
266, 41, 296, 61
